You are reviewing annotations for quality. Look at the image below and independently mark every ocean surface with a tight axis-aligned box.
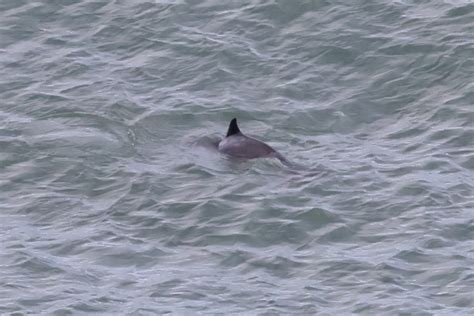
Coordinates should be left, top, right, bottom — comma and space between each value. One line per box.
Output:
1, 0, 473, 315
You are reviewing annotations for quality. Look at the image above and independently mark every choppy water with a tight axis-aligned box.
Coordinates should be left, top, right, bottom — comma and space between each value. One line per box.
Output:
1, 0, 473, 314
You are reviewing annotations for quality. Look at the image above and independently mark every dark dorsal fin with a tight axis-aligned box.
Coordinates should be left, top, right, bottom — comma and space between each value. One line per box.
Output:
226, 118, 241, 137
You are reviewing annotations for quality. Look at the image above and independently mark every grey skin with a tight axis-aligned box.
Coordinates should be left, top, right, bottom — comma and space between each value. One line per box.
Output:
218, 118, 290, 165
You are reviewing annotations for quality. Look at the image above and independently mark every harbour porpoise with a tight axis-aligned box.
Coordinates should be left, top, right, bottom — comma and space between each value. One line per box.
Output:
218, 118, 290, 166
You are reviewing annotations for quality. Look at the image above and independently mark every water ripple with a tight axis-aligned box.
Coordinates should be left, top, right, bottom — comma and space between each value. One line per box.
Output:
0, 0, 473, 314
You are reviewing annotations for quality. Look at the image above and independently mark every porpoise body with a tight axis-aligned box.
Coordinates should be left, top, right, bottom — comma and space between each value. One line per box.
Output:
218, 118, 289, 165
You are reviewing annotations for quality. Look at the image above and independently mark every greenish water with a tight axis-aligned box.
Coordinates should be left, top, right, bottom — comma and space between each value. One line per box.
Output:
1, 0, 473, 314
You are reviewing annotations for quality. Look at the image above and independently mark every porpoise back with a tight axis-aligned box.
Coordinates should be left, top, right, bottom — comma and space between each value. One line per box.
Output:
218, 118, 289, 164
